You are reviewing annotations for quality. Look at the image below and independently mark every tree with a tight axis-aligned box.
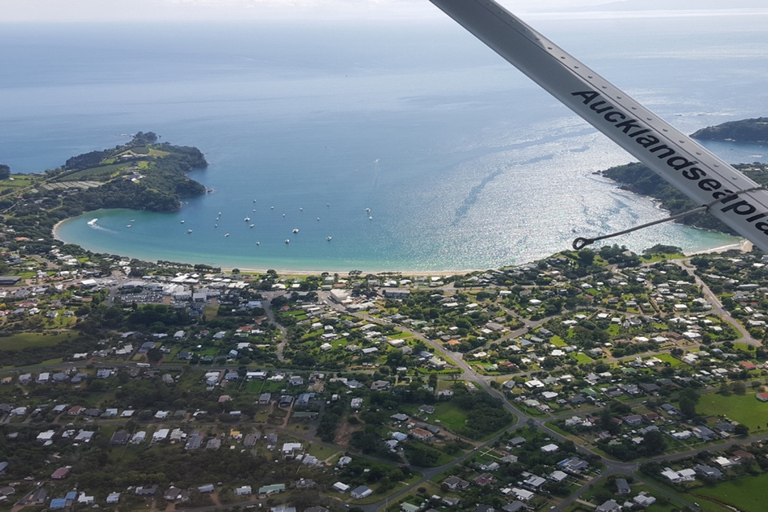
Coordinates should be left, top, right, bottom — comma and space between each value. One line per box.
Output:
0, 164, 9, 180
147, 347, 163, 363
641, 430, 666, 455
678, 388, 700, 419
679, 395, 697, 419
735, 424, 750, 436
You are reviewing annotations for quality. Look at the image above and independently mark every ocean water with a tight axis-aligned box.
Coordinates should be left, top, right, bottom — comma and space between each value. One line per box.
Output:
2, 13, 768, 272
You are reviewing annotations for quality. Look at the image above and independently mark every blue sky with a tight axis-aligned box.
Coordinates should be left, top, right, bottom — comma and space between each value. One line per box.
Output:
3, 0, 767, 23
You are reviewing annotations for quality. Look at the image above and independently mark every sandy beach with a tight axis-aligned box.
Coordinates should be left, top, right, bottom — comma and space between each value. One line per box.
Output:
52, 215, 750, 278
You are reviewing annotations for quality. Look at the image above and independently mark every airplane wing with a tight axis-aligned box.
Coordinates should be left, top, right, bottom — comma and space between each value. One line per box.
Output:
429, 0, 768, 252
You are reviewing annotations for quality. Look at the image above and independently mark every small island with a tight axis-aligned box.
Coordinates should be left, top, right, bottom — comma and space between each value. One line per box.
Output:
692, 117, 768, 143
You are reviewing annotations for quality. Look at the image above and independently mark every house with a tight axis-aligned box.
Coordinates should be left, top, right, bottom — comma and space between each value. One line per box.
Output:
694, 465, 723, 480
418, 404, 436, 415
282, 442, 303, 455
411, 428, 434, 441
661, 467, 696, 483
510, 488, 534, 501
540, 443, 559, 454
474, 473, 494, 486
615, 478, 630, 495
135, 485, 157, 496
501, 502, 527, 512
106, 492, 121, 504
332, 482, 350, 493
549, 470, 568, 483
371, 380, 390, 391
51, 467, 70, 479
633, 492, 656, 507
522, 474, 546, 489
401, 504, 420, 512
50, 499, 68, 510
391, 413, 408, 422
443, 476, 470, 490
595, 500, 620, 512
475, 505, 495, 512
164, 487, 189, 502
258, 484, 285, 496
351, 486, 373, 499
198, 484, 215, 494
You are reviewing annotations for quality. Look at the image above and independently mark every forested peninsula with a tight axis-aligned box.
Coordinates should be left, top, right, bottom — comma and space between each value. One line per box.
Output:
0, 132, 207, 250
601, 162, 768, 235
600, 118, 768, 235
52, 131, 208, 214
691, 117, 768, 143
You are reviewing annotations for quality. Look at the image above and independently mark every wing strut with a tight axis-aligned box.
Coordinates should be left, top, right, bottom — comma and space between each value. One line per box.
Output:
429, 0, 768, 252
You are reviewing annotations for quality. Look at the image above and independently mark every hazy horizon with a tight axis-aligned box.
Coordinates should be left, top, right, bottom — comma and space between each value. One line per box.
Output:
3, 0, 768, 23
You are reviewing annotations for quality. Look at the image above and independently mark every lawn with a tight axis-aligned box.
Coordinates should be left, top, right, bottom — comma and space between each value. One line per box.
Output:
571, 352, 593, 364
0, 332, 72, 351
550, 335, 567, 347
690, 473, 768, 512
402, 402, 468, 432
654, 353, 683, 367
698, 392, 768, 431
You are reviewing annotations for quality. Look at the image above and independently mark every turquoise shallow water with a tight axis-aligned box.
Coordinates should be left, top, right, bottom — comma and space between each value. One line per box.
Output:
4, 15, 768, 271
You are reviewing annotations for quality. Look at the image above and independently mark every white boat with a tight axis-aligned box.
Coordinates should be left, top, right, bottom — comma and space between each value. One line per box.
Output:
126, 224, 132, 228
256, 241, 260, 246
87, 218, 98, 226
244, 217, 250, 222
285, 239, 290, 244
317, 217, 320, 221
327, 236, 332, 241
292, 228, 299, 233
249, 224, 255, 228
225, 233, 230, 237
180, 220, 185, 224
187, 229, 193, 234
366, 208, 371, 213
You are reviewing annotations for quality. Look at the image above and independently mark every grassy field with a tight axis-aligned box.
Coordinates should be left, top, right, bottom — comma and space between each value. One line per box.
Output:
698, 392, 768, 431
0, 332, 72, 351
691, 473, 768, 512
57, 162, 129, 181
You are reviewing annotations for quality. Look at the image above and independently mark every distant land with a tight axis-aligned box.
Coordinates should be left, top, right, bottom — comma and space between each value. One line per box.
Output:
602, 117, 768, 236
691, 117, 768, 143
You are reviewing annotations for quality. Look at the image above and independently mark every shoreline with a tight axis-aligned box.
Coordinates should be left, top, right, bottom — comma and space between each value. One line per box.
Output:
52, 217, 476, 277
52, 215, 750, 277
